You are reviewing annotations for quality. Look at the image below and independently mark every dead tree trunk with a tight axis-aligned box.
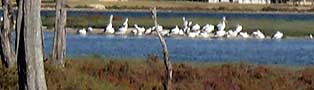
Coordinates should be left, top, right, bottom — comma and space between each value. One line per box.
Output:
52, 0, 67, 67
151, 8, 172, 90
16, 0, 48, 89
15, 0, 23, 57
1, 0, 16, 68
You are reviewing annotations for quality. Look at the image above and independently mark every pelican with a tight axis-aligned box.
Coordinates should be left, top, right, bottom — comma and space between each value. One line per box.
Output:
160, 30, 170, 36
183, 17, 188, 28
131, 29, 138, 35
105, 15, 115, 34
200, 32, 210, 38
202, 24, 215, 33
191, 24, 201, 31
134, 24, 145, 36
188, 21, 193, 27
145, 27, 153, 34
215, 30, 226, 37
217, 16, 226, 31
252, 30, 265, 39
184, 21, 193, 33
178, 29, 185, 35
77, 28, 87, 35
239, 32, 250, 38
226, 30, 238, 38
156, 26, 169, 36
156, 25, 163, 32
188, 32, 199, 38
87, 26, 93, 32
182, 17, 189, 33
235, 24, 243, 33
170, 25, 180, 35
309, 34, 313, 39
117, 18, 129, 34
272, 31, 284, 39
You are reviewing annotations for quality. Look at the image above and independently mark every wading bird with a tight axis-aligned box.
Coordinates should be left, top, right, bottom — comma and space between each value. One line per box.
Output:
105, 15, 115, 34
272, 31, 284, 39
117, 18, 129, 34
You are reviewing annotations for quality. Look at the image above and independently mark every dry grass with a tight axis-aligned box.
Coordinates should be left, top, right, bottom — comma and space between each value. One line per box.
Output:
61, 0, 314, 12
1, 55, 314, 90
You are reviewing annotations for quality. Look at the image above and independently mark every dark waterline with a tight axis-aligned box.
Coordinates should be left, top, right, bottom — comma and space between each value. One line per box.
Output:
1, 10, 314, 20
41, 32, 314, 66
44, 11, 314, 20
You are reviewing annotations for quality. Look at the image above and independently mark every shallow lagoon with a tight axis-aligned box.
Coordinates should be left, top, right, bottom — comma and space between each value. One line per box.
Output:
43, 32, 314, 66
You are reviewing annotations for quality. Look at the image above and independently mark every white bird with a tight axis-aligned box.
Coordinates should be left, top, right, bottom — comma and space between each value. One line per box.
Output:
170, 25, 180, 35
199, 32, 210, 38
188, 32, 199, 38
117, 18, 129, 34
178, 29, 185, 35
145, 27, 153, 34
191, 24, 201, 31
252, 30, 265, 39
202, 24, 215, 33
105, 15, 115, 34
131, 29, 138, 35
77, 28, 87, 35
235, 24, 243, 33
0, 16, 3, 22
217, 16, 226, 31
239, 32, 250, 38
134, 24, 146, 36
156, 25, 163, 32
216, 30, 226, 37
188, 21, 193, 27
309, 34, 313, 39
226, 30, 238, 38
87, 26, 93, 32
183, 17, 188, 28
160, 30, 170, 36
182, 17, 189, 33
272, 31, 284, 39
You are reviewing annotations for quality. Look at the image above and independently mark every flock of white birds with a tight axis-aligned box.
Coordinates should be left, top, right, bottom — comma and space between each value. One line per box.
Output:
77, 15, 313, 39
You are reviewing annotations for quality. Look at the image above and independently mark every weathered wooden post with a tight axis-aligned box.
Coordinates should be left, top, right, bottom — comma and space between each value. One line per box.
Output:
0, 0, 16, 68
16, 0, 48, 89
52, 0, 67, 67
151, 7, 173, 90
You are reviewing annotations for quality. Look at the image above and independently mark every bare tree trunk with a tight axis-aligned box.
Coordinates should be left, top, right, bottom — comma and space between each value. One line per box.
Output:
52, 0, 67, 67
1, 0, 16, 68
303, 0, 306, 5
15, 0, 23, 59
151, 7, 172, 90
16, 0, 48, 89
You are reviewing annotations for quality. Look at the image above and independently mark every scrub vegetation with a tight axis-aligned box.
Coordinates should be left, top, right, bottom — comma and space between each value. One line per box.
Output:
1, 55, 314, 90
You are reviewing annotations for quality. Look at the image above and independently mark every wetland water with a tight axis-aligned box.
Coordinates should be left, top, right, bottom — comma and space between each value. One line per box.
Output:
40, 10, 314, 20
43, 32, 314, 66
5, 10, 314, 66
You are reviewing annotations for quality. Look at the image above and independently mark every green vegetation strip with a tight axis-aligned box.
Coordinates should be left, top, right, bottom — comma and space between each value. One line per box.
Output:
42, 16, 314, 36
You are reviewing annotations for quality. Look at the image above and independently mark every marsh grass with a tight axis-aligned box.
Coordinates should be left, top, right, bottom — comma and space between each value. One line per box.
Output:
1, 56, 314, 90
42, 16, 314, 36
